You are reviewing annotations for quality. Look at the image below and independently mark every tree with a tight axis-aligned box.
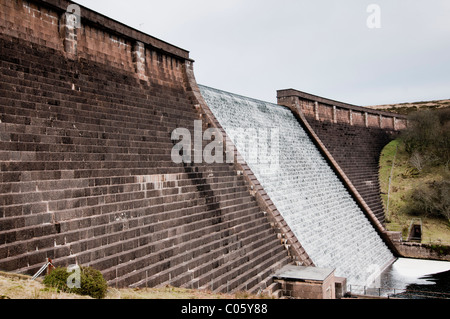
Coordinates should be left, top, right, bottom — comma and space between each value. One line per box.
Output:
402, 109, 450, 167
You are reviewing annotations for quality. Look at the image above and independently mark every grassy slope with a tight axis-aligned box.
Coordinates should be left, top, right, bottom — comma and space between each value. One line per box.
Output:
379, 139, 450, 244
0, 271, 269, 300
368, 99, 450, 115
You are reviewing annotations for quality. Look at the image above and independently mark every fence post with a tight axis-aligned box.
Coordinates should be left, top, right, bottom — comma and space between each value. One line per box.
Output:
386, 145, 398, 219
46, 258, 54, 275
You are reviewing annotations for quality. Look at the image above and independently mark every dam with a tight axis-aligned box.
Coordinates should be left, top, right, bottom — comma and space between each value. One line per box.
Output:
199, 85, 396, 287
0, 0, 417, 298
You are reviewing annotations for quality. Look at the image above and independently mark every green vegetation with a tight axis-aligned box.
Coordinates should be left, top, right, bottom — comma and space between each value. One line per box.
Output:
0, 271, 270, 299
372, 99, 450, 115
43, 266, 108, 299
402, 109, 450, 167
380, 108, 450, 244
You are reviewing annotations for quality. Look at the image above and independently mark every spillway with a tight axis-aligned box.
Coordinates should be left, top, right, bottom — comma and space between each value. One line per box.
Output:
199, 85, 395, 287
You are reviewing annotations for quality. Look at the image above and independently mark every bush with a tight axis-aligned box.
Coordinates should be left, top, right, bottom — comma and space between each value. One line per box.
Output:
407, 180, 450, 221
409, 151, 426, 172
42, 267, 71, 292
43, 266, 108, 299
402, 108, 450, 166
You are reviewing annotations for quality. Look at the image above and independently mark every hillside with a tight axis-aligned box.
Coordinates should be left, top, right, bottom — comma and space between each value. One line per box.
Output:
379, 141, 450, 244
372, 98, 449, 245
0, 271, 266, 300
367, 99, 450, 115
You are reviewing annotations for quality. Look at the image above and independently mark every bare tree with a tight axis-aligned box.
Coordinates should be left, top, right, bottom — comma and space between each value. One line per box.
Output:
409, 151, 425, 172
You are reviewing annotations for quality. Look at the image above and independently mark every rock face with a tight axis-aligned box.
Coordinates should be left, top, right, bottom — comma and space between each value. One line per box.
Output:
200, 85, 395, 286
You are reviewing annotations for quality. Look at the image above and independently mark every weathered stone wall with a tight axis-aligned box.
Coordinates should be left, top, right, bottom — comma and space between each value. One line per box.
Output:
0, 0, 299, 292
0, 0, 189, 80
276, 277, 336, 299
277, 89, 408, 130
395, 243, 450, 262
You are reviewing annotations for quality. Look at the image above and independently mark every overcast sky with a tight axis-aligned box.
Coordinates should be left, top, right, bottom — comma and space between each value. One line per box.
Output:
74, 0, 450, 106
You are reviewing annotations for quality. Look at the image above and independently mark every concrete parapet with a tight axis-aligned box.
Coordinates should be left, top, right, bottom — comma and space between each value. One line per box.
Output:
0, 0, 189, 84
277, 89, 408, 130
394, 242, 450, 261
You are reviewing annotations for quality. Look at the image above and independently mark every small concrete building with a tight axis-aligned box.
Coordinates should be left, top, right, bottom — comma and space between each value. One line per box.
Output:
273, 265, 340, 299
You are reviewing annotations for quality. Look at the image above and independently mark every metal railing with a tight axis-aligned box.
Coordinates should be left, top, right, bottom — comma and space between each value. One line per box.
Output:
348, 285, 450, 299
31, 258, 54, 280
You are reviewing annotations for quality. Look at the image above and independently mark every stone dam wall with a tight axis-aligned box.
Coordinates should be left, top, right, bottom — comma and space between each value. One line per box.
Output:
0, 0, 405, 294
0, 0, 307, 292
277, 89, 408, 226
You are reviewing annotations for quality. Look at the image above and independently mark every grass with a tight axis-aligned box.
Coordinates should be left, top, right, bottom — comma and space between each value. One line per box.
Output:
369, 99, 450, 115
0, 271, 272, 300
108, 287, 269, 300
0, 272, 91, 299
379, 139, 450, 244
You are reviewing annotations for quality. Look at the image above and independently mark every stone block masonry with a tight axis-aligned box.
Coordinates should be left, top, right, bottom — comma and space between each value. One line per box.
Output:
277, 89, 408, 131
0, 0, 189, 82
0, 0, 299, 293
273, 265, 337, 299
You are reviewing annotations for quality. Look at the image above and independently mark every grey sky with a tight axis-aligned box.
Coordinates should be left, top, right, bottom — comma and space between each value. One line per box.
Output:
74, 0, 450, 106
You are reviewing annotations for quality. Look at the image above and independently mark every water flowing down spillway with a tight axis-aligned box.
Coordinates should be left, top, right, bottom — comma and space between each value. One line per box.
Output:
199, 85, 395, 287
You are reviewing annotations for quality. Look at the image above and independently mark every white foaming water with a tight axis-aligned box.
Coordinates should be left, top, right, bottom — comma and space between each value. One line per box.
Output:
379, 258, 450, 290
199, 85, 395, 286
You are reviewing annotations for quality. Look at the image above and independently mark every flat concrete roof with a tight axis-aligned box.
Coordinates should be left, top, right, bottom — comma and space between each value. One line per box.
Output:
273, 265, 335, 282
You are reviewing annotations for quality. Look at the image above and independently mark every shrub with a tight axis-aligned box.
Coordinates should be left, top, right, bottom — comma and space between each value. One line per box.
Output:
402, 108, 450, 166
409, 151, 426, 172
407, 180, 450, 221
42, 267, 71, 292
43, 266, 108, 299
